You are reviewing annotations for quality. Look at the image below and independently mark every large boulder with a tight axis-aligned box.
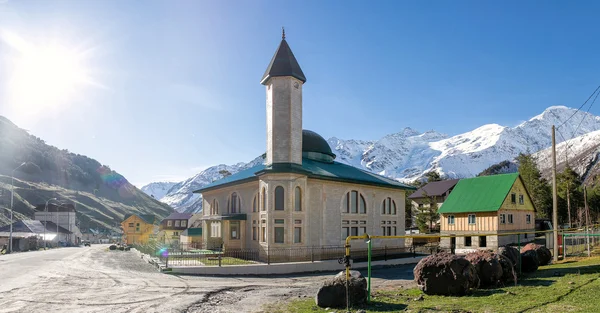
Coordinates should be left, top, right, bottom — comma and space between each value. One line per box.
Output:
497, 254, 517, 285
498, 246, 520, 270
521, 243, 552, 266
465, 250, 504, 287
315, 270, 367, 308
520, 250, 539, 273
413, 252, 479, 296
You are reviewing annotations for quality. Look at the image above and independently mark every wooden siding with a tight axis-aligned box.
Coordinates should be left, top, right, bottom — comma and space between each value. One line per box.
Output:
121, 215, 155, 245
441, 212, 497, 232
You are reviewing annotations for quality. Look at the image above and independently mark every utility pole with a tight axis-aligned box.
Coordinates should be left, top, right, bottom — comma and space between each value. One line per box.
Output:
584, 186, 591, 257
566, 183, 571, 229
552, 126, 559, 262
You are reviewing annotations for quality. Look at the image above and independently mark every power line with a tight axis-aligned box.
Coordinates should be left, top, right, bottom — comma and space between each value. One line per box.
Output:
571, 87, 600, 139
557, 84, 600, 130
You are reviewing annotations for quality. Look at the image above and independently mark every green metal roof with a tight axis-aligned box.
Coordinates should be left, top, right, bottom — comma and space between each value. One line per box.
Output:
187, 228, 202, 236
194, 158, 415, 193
438, 173, 519, 214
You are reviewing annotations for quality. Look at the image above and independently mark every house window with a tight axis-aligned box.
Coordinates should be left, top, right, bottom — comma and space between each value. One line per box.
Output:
418, 203, 423, 208
274, 219, 284, 224
136, 227, 140, 232
175, 220, 180, 227
344, 191, 366, 214
210, 223, 221, 238
519, 194, 524, 205
252, 195, 258, 212
465, 236, 472, 247
508, 214, 514, 224
294, 227, 302, 243
447, 215, 455, 225
295, 187, 302, 211
500, 214, 506, 224
228, 192, 241, 213
511, 193, 516, 204
173, 231, 179, 236
261, 224, 266, 242
261, 187, 266, 211
479, 236, 487, 247
128, 223, 134, 227
526, 214, 531, 224
350, 227, 358, 236
230, 221, 240, 240
252, 227, 257, 240
181, 220, 187, 228
468, 214, 476, 225
274, 226, 285, 243
211, 199, 219, 215
275, 186, 285, 210
360, 226, 367, 235
382, 197, 397, 215
167, 221, 172, 227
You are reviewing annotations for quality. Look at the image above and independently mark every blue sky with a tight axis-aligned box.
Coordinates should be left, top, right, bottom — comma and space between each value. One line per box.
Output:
1, 1, 600, 186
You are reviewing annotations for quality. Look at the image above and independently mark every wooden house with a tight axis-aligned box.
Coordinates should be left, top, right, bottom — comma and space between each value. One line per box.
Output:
438, 173, 535, 251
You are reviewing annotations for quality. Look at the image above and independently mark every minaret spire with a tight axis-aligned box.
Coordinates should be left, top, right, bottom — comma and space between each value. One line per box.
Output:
282, 27, 286, 40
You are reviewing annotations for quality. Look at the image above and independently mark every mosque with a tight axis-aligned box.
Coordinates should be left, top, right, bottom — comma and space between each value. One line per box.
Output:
196, 31, 414, 253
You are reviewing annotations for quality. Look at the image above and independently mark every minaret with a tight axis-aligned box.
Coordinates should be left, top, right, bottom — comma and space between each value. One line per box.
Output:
261, 28, 306, 166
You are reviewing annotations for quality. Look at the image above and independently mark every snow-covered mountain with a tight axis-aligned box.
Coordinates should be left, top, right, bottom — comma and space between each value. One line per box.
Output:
142, 106, 600, 213
140, 182, 177, 200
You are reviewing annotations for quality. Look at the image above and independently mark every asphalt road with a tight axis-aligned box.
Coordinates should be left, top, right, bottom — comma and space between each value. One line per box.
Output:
0, 245, 416, 313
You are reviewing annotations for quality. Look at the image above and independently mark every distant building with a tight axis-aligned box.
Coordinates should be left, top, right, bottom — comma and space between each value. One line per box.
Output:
438, 173, 536, 251
195, 33, 414, 254
34, 203, 81, 245
0, 220, 71, 250
408, 179, 459, 228
158, 212, 200, 245
121, 214, 158, 245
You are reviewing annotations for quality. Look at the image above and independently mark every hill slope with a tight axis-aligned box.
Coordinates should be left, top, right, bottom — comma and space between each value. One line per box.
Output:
0, 116, 173, 230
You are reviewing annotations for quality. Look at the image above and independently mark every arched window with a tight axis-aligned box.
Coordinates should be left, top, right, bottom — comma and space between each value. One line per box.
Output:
211, 199, 219, 215
252, 194, 258, 212
228, 192, 241, 213
344, 190, 366, 214
275, 186, 285, 211
294, 187, 302, 211
382, 197, 396, 215
261, 187, 266, 211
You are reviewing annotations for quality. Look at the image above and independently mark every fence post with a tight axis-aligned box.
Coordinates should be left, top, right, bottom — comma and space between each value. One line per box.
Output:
311, 246, 314, 262
267, 248, 270, 265
165, 248, 169, 268
218, 253, 222, 267
517, 234, 521, 277
562, 233, 566, 260
384, 245, 387, 261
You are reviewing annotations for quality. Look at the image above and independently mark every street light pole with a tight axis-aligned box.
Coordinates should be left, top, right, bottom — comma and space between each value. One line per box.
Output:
8, 162, 26, 254
44, 198, 57, 250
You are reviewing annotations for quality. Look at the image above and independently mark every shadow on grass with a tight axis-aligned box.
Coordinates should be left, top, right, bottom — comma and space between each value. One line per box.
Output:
519, 279, 554, 287
535, 264, 600, 277
468, 288, 511, 297
357, 301, 407, 312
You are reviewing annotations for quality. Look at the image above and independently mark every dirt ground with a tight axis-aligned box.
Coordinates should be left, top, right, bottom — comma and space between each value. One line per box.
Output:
0, 245, 416, 313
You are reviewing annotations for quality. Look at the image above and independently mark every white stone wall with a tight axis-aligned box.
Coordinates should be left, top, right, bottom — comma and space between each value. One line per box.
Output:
264, 76, 303, 165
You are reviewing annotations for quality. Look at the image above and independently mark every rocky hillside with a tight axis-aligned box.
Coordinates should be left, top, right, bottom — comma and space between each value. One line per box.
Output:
0, 116, 173, 230
143, 106, 600, 213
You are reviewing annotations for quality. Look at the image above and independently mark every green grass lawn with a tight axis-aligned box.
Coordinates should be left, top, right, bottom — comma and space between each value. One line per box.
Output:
265, 256, 600, 313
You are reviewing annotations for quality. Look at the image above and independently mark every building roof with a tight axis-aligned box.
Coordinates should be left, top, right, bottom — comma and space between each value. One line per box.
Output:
123, 214, 158, 225
163, 212, 192, 221
195, 157, 415, 193
34, 203, 76, 212
303, 130, 336, 158
408, 179, 460, 199
261, 38, 306, 85
43, 221, 73, 234
438, 173, 521, 214
0, 220, 46, 234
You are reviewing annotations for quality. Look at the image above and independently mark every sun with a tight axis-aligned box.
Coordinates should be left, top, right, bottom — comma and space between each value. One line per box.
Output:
2, 32, 94, 114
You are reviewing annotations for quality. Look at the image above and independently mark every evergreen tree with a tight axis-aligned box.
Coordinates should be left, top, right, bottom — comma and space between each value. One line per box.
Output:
425, 171, 442, 183
516, 153, 552, 218
557, 166, 583, 226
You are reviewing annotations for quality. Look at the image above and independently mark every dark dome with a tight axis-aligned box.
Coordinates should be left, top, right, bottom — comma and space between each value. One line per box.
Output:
302, 130, 336, 161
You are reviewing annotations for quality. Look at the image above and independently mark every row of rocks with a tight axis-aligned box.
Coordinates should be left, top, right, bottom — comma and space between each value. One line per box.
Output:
414, 243, 553, 296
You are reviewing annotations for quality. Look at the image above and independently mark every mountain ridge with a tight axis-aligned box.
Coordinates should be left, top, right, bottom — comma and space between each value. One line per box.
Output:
142, 106, 600, 213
